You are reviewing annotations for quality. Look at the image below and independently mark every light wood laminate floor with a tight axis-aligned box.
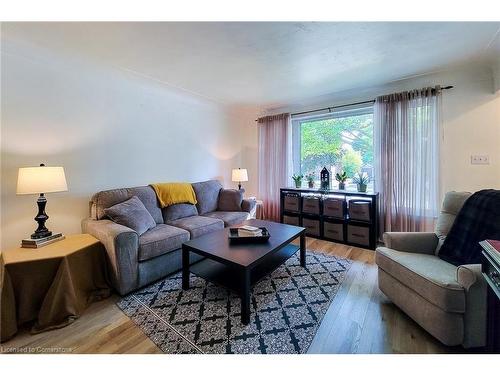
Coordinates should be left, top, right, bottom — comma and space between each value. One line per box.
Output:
2, 238, 469, 354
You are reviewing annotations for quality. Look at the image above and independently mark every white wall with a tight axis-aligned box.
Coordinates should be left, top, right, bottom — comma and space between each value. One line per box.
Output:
230, 106, 260, 197
0, 40, 255, 249
263, 63, 500, 200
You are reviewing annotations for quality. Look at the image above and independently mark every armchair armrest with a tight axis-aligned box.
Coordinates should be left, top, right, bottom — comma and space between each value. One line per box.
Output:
382, 232, 438, 255
456, 264, 483, 290
81, 218, 139, 295
456, 264, 487, 348
241, 198, 256, 213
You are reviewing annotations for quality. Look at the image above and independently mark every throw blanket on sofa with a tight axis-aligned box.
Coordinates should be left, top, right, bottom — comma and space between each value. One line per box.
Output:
150, 182, 197, 208
439, 189, 500, 266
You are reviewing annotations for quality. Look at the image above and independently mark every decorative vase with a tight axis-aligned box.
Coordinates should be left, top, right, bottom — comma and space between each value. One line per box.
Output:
308, 181, 314, 188
294, 180, 302, 188
357, 183, 367, 193
338, 182, 345, 190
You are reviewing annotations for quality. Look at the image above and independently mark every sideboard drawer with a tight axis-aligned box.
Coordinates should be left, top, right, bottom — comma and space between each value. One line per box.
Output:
302, 196, 321, 215
284, 194, 300, 212
302, 217, 320, 237
323, 197, 345, 218
347, 225, 370, 247
323, 222, 344, 241
348, 200, 371, 222
283, 214, 300, 226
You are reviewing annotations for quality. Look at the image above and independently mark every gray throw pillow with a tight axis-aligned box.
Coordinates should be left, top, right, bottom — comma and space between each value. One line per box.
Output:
104, 196, 156, 235
192, 180, 223, 214
218, 189, 243, 212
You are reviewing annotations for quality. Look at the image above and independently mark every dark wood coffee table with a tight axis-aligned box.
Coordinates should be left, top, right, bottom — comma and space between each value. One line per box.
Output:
182, 219, 306, 324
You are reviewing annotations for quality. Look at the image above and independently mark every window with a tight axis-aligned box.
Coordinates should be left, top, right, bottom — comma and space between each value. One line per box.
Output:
291, 105, 374, 191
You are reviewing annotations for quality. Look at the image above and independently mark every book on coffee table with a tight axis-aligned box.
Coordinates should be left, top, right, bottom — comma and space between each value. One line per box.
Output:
238, 225, 262, 234
237, 225, 263, 237
238, 229, 263, 237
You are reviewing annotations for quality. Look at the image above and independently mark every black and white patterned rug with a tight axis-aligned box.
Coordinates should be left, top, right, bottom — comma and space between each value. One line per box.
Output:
117, 251, 351, 354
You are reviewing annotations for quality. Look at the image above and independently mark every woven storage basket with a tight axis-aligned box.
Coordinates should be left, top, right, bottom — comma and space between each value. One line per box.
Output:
348, 200, 371, 222
347, 225, 370, 246
323, 197, 345, 218
283, 214, 300, 226
302, 196, 321, 215
302, 217, 320, 237
323, 222, 344, 241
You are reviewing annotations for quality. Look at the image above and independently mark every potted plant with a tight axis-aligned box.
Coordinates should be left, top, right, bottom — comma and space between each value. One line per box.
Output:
353, 172, 369, 192
335, 171, 348, 190
291, 174, 303, 188
306, 173, 315, 188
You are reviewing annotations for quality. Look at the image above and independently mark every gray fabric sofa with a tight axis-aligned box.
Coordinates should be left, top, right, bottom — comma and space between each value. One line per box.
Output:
82, 180, 255, 295
375, 191, 487, 348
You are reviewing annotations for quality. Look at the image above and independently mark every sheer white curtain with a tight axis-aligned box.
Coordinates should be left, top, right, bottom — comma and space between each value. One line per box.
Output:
257, 113, 292, 221
374, 87, 442, 235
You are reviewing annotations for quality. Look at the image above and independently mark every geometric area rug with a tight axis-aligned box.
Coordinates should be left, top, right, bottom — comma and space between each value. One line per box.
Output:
117, 251, 351, 354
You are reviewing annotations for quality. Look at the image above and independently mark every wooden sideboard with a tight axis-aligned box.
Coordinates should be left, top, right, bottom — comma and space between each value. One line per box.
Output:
280, 187, 378, 250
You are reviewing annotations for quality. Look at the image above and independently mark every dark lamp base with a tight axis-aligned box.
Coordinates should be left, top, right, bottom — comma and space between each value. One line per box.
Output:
31, 193, 52, 239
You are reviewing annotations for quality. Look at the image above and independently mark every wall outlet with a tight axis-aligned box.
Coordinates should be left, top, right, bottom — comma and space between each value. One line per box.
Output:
471, 155, 490, 165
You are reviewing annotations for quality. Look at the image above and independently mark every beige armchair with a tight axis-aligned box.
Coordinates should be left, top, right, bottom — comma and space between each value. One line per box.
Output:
375, 191, 487, 348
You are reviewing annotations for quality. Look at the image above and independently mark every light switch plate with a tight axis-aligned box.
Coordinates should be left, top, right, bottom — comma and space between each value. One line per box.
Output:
471, 155, 490, 165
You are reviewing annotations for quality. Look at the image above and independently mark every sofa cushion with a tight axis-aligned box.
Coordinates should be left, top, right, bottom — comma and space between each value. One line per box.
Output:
202, 211, 249, 227
192, 180, 222, 214
138, 224, 190, 261
218, 189, 243, 212
167, 215, 224, 238
91, 185, 163, 224
162, 203, 198, 222
376, 247, 465, 313
104, 196, 156, 236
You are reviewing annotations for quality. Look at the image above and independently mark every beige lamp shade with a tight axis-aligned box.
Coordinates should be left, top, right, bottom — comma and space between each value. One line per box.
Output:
232, 168, 248, 182
17, 166, 68, 195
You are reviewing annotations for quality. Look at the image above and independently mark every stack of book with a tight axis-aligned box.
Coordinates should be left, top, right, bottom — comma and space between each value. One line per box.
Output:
237, 225, 263, 237
480, 239, 500, 265
21, 233, 65, 248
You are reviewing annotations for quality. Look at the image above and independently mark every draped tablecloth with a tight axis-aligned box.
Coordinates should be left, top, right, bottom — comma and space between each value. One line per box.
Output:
255, 200, 265, 220
0, 234, 111, 342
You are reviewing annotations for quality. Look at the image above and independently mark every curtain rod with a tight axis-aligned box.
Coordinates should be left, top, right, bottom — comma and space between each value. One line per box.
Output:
255, 85, 453, 121
291, 99, 375, 117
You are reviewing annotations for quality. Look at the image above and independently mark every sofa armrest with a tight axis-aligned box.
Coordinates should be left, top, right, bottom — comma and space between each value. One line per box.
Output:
241, 198, 256, 213
382, 232, 438, 254
81, 218, 139, 295
456, 264, 487, 348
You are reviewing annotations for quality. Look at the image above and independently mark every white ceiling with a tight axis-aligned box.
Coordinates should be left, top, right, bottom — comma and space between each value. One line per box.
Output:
2, 22, 500, 108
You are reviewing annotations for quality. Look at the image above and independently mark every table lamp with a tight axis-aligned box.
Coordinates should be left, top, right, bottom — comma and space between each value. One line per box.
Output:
17, 164, 68, 239
232, 168, 248, 190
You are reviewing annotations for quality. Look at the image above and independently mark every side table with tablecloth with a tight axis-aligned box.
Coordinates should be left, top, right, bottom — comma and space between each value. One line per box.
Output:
0, 234, 110, 342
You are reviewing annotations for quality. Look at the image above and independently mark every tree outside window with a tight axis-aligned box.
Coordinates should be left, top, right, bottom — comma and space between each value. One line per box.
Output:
299, 112, 374, 190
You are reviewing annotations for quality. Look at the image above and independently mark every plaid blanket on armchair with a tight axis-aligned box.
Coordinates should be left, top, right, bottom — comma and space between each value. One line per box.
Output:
439, 189, 500, 266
